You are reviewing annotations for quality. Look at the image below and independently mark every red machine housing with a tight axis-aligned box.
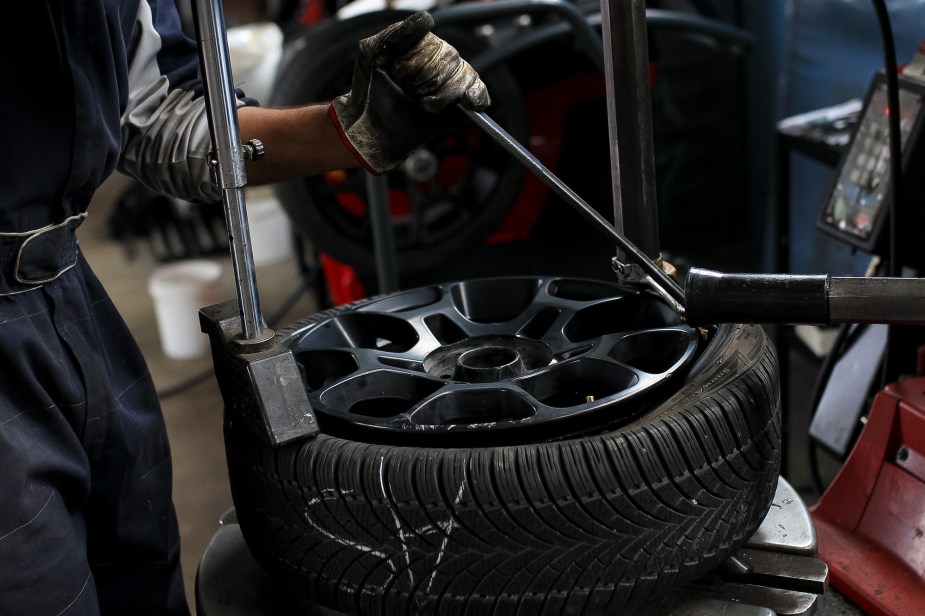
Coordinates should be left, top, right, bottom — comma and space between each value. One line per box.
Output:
811, 376, 925, 616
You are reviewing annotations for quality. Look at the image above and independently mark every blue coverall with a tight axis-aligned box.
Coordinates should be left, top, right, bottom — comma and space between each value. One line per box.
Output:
0, 2, 217, 613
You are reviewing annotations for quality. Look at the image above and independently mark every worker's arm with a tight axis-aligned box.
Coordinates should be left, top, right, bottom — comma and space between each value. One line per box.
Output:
119, 10, 486, 202
237, 104, 358, 186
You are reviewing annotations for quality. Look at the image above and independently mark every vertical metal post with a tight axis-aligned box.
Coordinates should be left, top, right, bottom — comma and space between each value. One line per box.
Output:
366, 173, 401, 294
599, 0, 661, 260
192, 0, 268, 343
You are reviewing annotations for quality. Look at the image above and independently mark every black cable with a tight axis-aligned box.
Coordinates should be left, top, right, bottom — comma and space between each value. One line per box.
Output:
805, 323, 852, 496
870, 0, 902, 392
156, 368, 216, 400
870, 0, 902, 280
804, 322, 869, 497
265, 259, 322, 326
805, 1, 902, 496
156, 260, 322, 400
807, 438, 825, 500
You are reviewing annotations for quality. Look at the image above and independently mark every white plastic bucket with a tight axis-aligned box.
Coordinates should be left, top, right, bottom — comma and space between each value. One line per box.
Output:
247, 186, 294, 265
148, 260, 224, 359
227, 22, 284, 103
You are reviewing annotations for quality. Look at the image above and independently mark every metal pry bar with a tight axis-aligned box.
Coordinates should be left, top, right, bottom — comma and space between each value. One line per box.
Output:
192, 0, 271, 346
460, 106, 686, 309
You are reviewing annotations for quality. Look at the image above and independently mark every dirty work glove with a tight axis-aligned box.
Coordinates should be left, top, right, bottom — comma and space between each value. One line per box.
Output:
329, 11, 491, 174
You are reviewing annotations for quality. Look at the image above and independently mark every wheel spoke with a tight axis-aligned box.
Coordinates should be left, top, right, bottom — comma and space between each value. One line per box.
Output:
317, 368, 447, 431
514, 357, 643, 415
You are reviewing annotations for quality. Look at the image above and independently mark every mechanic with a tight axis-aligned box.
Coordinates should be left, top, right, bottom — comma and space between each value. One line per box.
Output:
0, 3, 488, 614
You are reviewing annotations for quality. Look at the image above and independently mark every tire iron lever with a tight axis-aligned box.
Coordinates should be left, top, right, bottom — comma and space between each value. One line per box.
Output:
460, 106, 687, 314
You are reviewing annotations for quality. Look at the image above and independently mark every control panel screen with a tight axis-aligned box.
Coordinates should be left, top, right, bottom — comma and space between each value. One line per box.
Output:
820, 80, 922, 243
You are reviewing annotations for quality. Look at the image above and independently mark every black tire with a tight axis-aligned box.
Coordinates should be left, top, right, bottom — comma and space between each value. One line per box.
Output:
269, 11, 528, 278
224, 279, 781, 615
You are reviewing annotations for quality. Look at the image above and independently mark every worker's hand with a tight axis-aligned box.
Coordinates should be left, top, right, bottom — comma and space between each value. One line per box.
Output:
329, 11, 490, 174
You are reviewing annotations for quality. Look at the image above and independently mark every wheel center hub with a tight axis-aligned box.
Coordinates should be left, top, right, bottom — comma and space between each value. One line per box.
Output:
423, 335, 553, 382
454, 345, 527, 382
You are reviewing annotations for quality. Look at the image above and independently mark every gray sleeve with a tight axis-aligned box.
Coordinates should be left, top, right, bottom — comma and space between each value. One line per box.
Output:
117, 0, 243, 203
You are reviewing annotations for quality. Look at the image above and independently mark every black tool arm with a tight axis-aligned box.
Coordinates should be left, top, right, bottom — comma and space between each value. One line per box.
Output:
684, 267, 925, 326
684, 268, 829, 326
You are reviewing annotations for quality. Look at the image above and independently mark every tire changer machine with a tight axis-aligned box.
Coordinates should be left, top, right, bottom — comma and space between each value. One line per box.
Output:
191, 0, 925, 613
